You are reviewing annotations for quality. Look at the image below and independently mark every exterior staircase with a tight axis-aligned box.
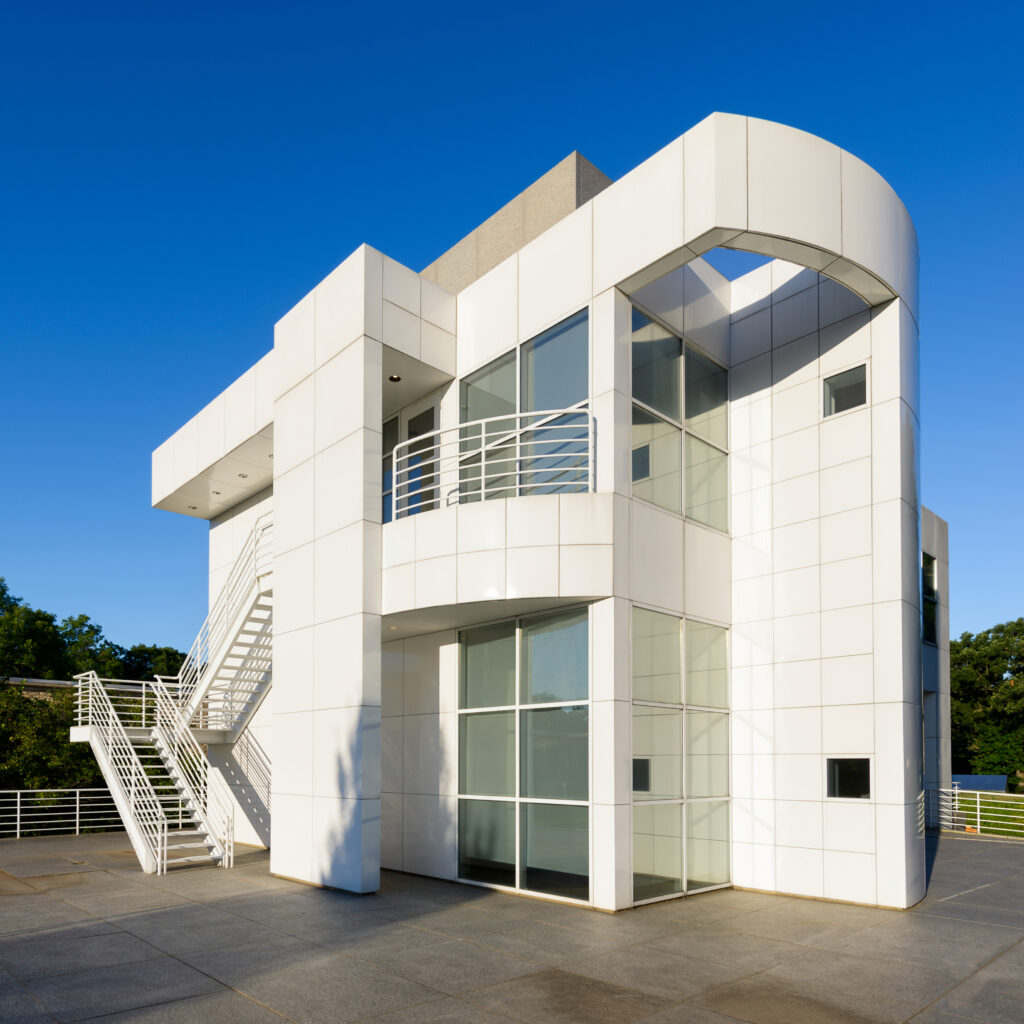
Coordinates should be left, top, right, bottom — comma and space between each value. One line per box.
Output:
71, 513, 273, 873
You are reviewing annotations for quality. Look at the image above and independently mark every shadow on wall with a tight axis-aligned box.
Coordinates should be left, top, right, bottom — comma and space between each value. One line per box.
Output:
215, 731, 272, 847
321, 632, 458, 893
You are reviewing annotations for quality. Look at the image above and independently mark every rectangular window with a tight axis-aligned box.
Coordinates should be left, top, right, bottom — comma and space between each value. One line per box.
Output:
458, 311, 589, 505
521, 310, 589, 413
630, 306, 728, 530
827, 757, 871, 799
458, 607, 590, 902
922, 552, 939, 646
631, 406, 682, 514
381, 416, 398, 524
823, 365, 867, 416
685, 434, 728, 532
630, 606, 730, 904
458, 799, 515, 886
685, 345, 728, 450
632, 309, 681, 421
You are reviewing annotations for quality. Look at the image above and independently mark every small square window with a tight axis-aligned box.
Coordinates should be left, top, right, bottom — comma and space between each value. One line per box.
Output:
827, 758, 871, 799
632, 444, 650, 481
823, 365, 866, 417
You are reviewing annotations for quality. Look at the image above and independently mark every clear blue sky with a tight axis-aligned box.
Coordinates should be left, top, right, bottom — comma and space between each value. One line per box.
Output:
1, 3, 1021, 651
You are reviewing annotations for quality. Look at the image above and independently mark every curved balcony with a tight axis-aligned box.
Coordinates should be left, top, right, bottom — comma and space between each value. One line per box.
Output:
391, 408, 594, 519
383, 409, 612, 629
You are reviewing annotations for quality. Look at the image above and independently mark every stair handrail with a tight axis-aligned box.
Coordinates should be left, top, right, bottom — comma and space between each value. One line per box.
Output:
174, 512, 273, 716
150, 674, 235, 867
73, 671, 168, 872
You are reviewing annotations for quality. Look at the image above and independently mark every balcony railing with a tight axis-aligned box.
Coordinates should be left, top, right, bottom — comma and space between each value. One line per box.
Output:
926, 786, 1024, 839
392, 408, 594, 519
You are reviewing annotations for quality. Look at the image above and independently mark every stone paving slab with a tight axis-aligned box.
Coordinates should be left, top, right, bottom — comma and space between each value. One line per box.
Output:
0, 831, 1022, 1022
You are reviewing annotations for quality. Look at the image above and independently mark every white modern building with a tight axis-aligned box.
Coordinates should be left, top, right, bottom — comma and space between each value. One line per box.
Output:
76, 113, 951, 911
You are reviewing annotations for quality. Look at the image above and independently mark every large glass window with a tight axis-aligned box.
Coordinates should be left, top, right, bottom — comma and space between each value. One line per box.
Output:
458, 310, 589, 505
631, 606, 730, 904
630, 306, 728, 530
459, 607, 590, 902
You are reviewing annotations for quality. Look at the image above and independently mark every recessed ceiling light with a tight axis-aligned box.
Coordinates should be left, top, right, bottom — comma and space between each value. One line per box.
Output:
188, 505, 197, 510
388, 374, 401, 383
238, 472, 248, 479
387, 625, 399, 630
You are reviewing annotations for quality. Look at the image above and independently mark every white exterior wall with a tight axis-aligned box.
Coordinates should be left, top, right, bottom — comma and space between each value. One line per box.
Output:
153, 112, 939, 911
728, 264, 925, 907
380, 632, 458, 879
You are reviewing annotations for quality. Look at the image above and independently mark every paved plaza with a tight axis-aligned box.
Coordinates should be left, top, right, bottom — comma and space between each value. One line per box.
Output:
1, 831, 1023, 1023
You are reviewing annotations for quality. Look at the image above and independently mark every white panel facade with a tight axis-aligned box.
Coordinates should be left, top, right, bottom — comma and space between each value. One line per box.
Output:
149, 113, 947, 912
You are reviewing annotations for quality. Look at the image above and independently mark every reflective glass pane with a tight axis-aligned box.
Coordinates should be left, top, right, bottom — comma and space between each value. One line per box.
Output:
633, 802, 682, 901
686, 711, 730, 798
521, 608, 588, 704
686, 620, 728, 709
685, 434, 727, 531
459, 799, 515, 886
632, 706, 682, 801
686, 800, 730, 890
460, 622, 515, 708
459, 712, 514, 796
521, 803, 589, 900
520, 411, 589, 496
521, 706, 588, 801
632, 309, 681, 421
382, 416, 399, 453
632, 406, 681, 514
461, 352, 516, 423
685, 345, 727, 448
404, 408, 437, 515
521, 309, 588, 412
632, 608, 681, 704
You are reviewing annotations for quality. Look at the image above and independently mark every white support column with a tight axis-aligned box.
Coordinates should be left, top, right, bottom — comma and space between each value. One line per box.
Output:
590, 286, 633, 910
271, 246, 384, 892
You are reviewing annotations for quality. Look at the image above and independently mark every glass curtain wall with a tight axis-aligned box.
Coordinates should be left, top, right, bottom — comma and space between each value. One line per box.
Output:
458, 607, 590, 901
458, 310, 589, 503
630, 307, 728, 530
632, 607, 730, 903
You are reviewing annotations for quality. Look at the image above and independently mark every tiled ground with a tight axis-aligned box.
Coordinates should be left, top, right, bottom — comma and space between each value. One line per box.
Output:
1, 832, 1023, 1023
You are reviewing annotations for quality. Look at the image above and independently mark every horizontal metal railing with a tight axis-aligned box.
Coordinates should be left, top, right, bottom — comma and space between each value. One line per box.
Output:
392, 408, 594, 519
925, 786, 1024, 839
0, 789, 121, 838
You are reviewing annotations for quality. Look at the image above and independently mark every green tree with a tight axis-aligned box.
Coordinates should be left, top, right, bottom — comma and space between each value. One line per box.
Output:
0, 683, 104, 789
0, 576, 187, 790
950, 618, 1024, 791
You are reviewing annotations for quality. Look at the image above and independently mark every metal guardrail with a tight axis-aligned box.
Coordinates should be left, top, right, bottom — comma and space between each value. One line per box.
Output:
150, 676, 234, 868
925, 786, 1024, 838
74, 671, 169, 871
0, 789, 121, 838
392, 408, 594, 518
176, 512, 273, 712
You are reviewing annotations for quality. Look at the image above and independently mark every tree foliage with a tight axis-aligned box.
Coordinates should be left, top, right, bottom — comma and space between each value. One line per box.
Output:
0, 577, 186, 789
950, 618, 1024, 791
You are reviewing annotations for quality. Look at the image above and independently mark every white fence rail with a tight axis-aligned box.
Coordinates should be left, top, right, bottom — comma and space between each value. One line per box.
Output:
0, 789, 121, 838
392, 408, 594, 519
925, 786, 1024, 838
